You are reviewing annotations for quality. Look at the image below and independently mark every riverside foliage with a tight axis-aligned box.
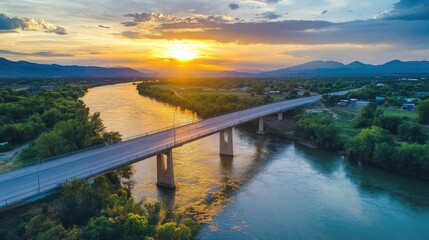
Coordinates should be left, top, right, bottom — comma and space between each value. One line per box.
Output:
0, 85, 199, 240
0, 169, 199, 240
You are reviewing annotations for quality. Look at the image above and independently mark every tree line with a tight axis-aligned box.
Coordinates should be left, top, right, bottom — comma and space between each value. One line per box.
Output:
0, 167, 199, 240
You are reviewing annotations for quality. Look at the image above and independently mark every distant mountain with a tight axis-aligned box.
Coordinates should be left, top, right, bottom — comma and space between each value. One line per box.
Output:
0, 58, 145, 78
260, 60, 429, 76
2, 57, 429, 78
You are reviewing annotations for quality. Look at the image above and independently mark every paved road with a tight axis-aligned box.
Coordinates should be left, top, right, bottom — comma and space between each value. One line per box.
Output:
0, 95, 320, 208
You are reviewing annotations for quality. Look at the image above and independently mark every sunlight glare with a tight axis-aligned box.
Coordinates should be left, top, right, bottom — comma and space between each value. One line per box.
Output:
167, 46, 198, 61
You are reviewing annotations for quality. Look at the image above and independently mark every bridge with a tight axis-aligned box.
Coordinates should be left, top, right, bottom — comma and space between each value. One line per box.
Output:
0, 95, 321, 210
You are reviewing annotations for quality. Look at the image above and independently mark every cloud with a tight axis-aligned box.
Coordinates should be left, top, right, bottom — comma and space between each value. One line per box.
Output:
253, 0, 281, 4
0, 49, 73, 57
321, 10, 329, 15
0, 13, 67, 35
98, 25, 110, 29
121, 15, 429, 47
378, 0, 429, 20
229, 3, 240, 10
258, 11, 282, 19
122, 12, 236, 29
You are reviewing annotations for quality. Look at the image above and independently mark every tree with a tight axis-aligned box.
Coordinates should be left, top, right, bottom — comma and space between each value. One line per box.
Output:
345, 126, 394, 162
174, 224, 191, 240
417, 99, 429, 124
124, 213, 152, 239
303, 91, 311, 97
373, 115, 403, 134
116, 166, 136, 198
156, 222, 176, 240
263, 95, 273, 104
81, 216, 116, 240
356, 103, 378, 128
398, 123, 427, 144
41, 108, 63, 128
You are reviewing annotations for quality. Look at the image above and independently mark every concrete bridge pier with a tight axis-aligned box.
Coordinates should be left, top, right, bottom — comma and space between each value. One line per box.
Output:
156, 149, 175, 188
220, 128, 233, 156
277, 112, 283, 120
257, 117, 265, 135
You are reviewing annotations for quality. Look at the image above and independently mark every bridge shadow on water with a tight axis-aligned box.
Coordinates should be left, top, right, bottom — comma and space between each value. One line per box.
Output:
156, 127, 288, 223
153, 125, 429, 224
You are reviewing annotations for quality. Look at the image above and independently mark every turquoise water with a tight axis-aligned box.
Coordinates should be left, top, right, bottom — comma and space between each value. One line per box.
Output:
83, 83, 429, 240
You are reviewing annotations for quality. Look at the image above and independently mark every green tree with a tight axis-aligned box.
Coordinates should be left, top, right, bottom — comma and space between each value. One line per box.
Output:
356, 103, 378, 128
345, 126, 394, 162
156, 222, 176, 240
373, 115, 403, 134
398, 123, 427, 144
124, 213, 152, 239
174, 224, 191, 240
417, 99, 429, 124
81, 216, 116, 240
263, 95, 274, 103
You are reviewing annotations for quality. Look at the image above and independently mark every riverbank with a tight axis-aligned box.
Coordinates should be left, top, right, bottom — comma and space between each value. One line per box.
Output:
84, 82, 429, 239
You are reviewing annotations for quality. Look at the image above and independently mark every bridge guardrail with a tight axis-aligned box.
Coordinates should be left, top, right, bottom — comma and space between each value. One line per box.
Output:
0, 96, 319, 174
0, 97, 321, 208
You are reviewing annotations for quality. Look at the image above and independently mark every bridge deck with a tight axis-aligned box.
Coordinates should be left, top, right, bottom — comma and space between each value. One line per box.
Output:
0, 96, 320, 208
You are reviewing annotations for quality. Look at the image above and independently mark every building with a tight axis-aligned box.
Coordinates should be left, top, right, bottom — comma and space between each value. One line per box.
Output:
401, 103, 416, 112
375, 96, 385, 102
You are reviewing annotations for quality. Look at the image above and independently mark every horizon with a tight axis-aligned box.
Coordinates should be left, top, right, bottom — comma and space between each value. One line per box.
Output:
1, 0, 429, 74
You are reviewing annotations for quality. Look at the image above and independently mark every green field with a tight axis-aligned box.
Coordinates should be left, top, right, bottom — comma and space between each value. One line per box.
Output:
155, 84, 288, 103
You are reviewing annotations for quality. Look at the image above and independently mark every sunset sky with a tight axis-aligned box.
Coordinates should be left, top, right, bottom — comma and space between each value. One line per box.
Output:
1, 0, 428, 73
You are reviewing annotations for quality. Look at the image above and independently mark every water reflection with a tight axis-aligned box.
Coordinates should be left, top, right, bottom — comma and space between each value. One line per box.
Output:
83, 83, 429, 239
344, 160, 429, 210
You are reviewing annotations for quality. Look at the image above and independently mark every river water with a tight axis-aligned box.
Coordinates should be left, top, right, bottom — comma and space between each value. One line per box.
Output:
82, 82, 429, 240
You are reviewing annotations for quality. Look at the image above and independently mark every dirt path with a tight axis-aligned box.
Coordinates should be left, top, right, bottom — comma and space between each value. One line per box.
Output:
0, 144, 29, 162
173, 90, 184, 99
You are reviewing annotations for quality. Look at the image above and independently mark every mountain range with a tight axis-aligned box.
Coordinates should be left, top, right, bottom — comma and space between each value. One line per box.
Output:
259, 60, 429, 76
1, 57, 429, 78
0, 57, 145, 78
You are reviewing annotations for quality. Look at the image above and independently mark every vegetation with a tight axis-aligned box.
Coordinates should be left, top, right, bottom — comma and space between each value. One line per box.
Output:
137, 84, 260, 117
297, 79, 429, 180
417, 99, 429, 124
0, 86, 121, 171
0, 169, 199, 240
0, 85, 198, 239
294, 113, 342, 150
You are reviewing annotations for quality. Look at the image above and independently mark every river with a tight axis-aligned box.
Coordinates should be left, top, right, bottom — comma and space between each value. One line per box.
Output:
82, 82, 429, 240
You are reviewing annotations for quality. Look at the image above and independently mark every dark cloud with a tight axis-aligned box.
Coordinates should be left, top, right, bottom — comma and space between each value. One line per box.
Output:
258, 11, 282, 19
380, 0, 429, 20
321, 10, 329, 15
98, 25, 110, 29
0, 13, 67, 35
121, 16, 429, 47
229, 3, 240, 10
0, 49, 73, 57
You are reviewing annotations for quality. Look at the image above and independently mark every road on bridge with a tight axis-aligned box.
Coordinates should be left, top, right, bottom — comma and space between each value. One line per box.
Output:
0, 95, 320, 208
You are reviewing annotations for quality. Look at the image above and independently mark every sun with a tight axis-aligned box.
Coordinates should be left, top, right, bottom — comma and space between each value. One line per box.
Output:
168, 47, 198, 61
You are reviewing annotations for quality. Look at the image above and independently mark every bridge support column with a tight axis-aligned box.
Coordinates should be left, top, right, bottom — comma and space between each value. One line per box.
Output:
220, 128, 233, 156
156, 149, 175, 189
257, 117, 265, 135
277, 112, 283, 121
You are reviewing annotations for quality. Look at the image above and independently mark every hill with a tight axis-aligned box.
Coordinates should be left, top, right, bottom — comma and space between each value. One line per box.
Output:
0, 58, 145, 78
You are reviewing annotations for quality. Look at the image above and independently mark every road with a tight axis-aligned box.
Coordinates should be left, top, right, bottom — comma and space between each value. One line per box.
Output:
0, 95, 320, 208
